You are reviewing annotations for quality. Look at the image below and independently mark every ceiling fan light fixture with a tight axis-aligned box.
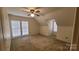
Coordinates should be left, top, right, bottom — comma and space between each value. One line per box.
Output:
31, 14, 35, 17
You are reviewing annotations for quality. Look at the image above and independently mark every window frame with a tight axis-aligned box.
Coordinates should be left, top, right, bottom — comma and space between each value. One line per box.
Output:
21, 21, 29, 36
10, 19, 29, 38
49, 19, 57, 33
11, 20, 21, 37
53, 20, 57, 32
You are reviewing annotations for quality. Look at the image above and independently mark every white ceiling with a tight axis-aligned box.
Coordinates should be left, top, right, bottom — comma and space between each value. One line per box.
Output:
7, 7, 61, 17
6, 7, 76, 26
35, 7, 76, 26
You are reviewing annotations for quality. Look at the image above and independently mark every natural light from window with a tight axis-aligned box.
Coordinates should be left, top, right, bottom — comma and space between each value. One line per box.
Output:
49, 19, 57, 32
11, 20, 21, 37
11, 20, 29, 37
22, 21, 29, 35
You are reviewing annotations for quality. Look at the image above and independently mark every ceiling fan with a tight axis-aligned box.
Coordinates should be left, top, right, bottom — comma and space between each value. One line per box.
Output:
21, 7, 41, 17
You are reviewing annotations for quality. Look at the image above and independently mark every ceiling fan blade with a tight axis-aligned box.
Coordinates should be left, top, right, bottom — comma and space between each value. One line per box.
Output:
27, 14, 30, 16
35, 10, 40, 13
35, 14, 40, 16
20, 7, 43, 17
37, 12, 44, 16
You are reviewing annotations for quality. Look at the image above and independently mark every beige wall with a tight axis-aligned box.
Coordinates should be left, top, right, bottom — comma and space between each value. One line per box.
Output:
29, 19, 40, 35
35, 8, 76, 26
0, 9, 4, 50
57, 26, 73, 43
40, 23, 73, 43
40, 25, 50, 36
9, 14, 40, 35
39, 8, 76, 43
1, 8, 11, 50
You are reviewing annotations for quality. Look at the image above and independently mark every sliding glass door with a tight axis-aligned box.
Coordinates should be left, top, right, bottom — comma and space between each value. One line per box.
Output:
22, 21, 29, 35
11, 20, 21, 37
11, 20, 29, 38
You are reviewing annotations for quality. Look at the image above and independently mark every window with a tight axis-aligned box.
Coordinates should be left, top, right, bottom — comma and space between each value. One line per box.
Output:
11, 20, 29, 37
53, 20, 57, 32
22, 21, 29, 35
49, 19, 57, 32
11, 20, 21, 37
